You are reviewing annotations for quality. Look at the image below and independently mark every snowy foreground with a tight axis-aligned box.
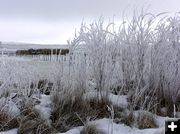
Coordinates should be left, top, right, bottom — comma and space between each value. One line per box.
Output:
0, 92, 167, 134
0, 119, 165, 134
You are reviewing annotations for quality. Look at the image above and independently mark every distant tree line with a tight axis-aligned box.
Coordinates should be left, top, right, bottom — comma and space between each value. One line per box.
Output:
16, 48, 69, 55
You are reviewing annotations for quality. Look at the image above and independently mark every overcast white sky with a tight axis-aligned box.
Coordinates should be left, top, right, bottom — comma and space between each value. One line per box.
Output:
0, 0, 179, 44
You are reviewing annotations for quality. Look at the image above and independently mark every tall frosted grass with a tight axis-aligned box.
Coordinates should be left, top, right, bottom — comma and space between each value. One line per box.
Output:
68, 12, 180, 116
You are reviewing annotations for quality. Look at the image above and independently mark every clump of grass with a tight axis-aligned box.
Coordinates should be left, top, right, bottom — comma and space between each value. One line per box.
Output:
50, 91, 113, 132
156, 97, 174, 117
18, 116, 52, 134
121, 111, 134, 127
0, 111, 19, 131
114, 110, 134, 127
50, 92, 87, 132
137, 111, 157, 129
18, 106, 53, 134
88, 96, 112, 118
15, 98, 54, 134
80, 124, 104, 134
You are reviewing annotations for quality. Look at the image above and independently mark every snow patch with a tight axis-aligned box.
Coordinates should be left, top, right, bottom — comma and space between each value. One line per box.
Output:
83, 91, 128, 108
34, 94, 52, 125
0, 129, 18, 134
0, 97, 20, 116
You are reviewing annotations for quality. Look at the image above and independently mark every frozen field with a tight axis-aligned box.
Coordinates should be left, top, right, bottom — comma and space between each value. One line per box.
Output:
0, 12, 180, 134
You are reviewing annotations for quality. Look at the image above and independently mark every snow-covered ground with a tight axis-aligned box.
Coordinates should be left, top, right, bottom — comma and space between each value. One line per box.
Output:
0, 92, 168, 134
0, 118, 166, 134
